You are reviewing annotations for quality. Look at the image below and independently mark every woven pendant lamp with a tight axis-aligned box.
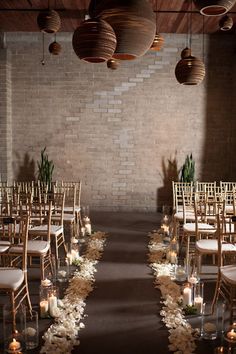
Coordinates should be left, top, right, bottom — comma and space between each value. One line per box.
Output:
175, 47, 205, 85
49, 41, 62, 55
194, 0, 236, 16
37, 10, 61, 33
90, 0, 156, 60
219, 15, 234, 30
107, 58, 119, 70
72, 19, 117, 63
150, 33, 164, 51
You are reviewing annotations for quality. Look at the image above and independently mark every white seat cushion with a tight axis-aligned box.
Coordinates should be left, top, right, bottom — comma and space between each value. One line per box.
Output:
50, 225, 63, 237
225, 205, 234, 214
0, 240, 11, 246
63, 214, 75, 223
9, 241, 50, 255
64, 206, 81, 213
221, 265, 236, 285
29, 225, 63, 237
0, 245, 10, 253
183, 223, 216, 234
196, 240, 236, 253
174, 211, 195, 221
0, 268, 24, 290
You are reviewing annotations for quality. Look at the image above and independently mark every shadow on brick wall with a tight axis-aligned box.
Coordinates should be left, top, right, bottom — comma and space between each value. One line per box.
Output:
15, 152, 36, 181
201, 36, 236, 181
156, 155, 179, 212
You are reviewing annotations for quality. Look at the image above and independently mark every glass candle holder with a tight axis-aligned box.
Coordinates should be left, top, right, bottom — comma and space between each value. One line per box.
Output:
23, 308, 39, 350
201, 302, 222, 340
84, 217, 92, 235
3, 305, 25, 353
182, 282, 193, 307
194, 282, 204, 315
48, 286, 59, 318
225, 323, 236, 344
39, 279, 53, 319
57, 257, 70, 282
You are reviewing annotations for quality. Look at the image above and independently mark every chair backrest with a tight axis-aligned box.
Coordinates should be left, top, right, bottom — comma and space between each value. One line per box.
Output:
195, 181, 217, 193
51, 192, 65, 225
220, 181, 236, 193
217, 214, 236, 269
54, 185, 76, 212
29, 201, 52, 241
174, 183, 193, 213
61, 181, 81, 207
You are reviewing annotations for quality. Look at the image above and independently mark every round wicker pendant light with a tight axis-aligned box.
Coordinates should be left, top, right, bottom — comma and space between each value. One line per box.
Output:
90, 0, 156, 60
107, 58, 119, 70
194, 0, 236, 16
49, 41, 62, 55
37, 10, 61, 33
175, 47, 205, 85
150, 34, 164, 51
72, 19, 117, 63
219, 15, 234, 30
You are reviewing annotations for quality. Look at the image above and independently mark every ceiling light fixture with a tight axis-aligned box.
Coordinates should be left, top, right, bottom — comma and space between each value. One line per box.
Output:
175, 2, 205, 85
49, 34, 62, 55
37, 9, 61, 33
219, 14, 234, 30
107, 58, 119, 70
194, 0, 236, 16
150, 0, 164, 51
90, 0, 156, 60
72, 17, 117, 63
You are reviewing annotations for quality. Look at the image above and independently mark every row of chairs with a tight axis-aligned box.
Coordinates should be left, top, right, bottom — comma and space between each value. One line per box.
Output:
171, 183, 236, 321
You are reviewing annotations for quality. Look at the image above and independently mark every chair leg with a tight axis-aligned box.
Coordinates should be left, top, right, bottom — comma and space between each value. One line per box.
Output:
211, 274, 221, 314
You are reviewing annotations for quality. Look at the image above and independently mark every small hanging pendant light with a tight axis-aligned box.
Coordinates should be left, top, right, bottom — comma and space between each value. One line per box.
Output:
107, 58, 119, 70
175, 47, 205, 85
150, 34, 164, 51
37, 9, 61, 33
219, 15, 234, 30
49, 34, 62, 55
150, 1, 164, 51
194, 0, 236, 16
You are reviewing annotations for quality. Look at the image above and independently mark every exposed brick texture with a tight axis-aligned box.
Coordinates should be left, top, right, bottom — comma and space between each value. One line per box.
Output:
0, 32, 235, 211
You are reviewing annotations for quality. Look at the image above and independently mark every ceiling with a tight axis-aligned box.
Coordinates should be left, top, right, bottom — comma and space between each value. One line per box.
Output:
0, 0, 236, 34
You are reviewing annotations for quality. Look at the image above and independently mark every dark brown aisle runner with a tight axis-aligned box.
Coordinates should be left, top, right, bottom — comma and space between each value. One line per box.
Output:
74, 211, 170, 354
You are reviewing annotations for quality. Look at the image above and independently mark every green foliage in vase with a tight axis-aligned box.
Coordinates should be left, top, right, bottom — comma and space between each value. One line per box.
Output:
180, 154, 195, 182
37, 147, 54, 190
183, 305, 197, 316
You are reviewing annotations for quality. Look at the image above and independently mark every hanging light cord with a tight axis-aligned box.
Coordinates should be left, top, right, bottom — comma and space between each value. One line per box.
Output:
41, 32, 45, 65
202, 15, 205, 61
189, 0, 193, 49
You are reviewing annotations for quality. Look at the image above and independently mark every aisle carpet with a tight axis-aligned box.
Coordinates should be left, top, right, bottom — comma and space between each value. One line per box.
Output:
75, 211, 169, 354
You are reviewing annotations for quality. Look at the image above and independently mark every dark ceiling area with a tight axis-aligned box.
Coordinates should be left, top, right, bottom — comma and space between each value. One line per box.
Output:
0, 0, 236, 34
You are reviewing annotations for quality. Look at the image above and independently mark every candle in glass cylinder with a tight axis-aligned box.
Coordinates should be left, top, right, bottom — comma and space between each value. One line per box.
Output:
227, 329, 236, 341
183, 284, 192, 306
40, 300, 49, 318
194, 296, 203, 314
170, 251, 177, 264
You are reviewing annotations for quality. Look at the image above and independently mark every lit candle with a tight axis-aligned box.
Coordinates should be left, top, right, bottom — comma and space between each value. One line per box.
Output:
67, 253, 73, 265
194, 296, 203, 314
170, 251, 177, 264
80, 227, 85, 237
85, 222, 91, 235
227, 329, 236, 341
40, 300, 49, 318
162, 224, 169, 234
183, 285, 192, 306
188, 275, 198, 285
8, 338, 21, 351
48, 294, 58, 317
41, 278, 52, 287
71, 249, 79, 260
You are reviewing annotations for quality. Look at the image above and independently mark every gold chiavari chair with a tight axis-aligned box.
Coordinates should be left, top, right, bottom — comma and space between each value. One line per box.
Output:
211, 214, 236, 322
0, 215, 32, 330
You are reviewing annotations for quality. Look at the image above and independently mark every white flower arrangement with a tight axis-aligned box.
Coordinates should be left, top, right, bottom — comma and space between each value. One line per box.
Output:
40, 231, 108, 354
148, 230, 197, 354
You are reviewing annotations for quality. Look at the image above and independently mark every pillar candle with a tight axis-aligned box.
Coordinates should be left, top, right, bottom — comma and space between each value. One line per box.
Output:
40, 300, 49, 318
183, 286, 192, 306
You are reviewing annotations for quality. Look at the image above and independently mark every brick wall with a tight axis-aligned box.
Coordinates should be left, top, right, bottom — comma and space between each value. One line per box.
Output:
1, 32, 235, 211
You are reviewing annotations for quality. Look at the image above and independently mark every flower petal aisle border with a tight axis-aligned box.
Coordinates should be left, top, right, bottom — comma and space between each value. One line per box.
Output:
147, 230, 198, 354
41, 231, 108, 354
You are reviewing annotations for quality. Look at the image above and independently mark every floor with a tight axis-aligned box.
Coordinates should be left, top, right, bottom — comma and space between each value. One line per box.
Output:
0, 211, 231, 353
